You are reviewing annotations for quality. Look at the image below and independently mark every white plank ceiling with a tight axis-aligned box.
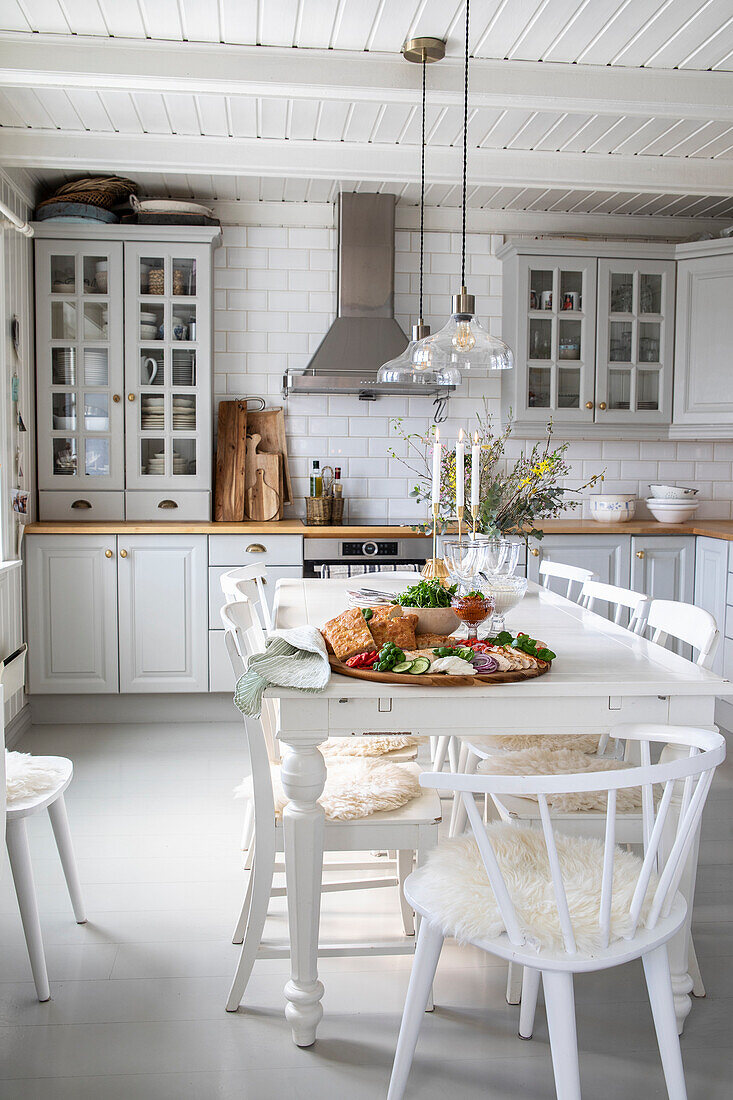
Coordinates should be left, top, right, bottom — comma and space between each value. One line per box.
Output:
1, 0, 733, 231
3, 0, 733, 69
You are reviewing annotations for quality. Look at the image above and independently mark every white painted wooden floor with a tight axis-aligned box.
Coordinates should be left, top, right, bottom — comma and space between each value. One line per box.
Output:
1, 721, 731, 1099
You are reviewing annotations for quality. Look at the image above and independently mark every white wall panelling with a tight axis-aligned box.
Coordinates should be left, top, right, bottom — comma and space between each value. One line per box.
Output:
0, 171, 33, 727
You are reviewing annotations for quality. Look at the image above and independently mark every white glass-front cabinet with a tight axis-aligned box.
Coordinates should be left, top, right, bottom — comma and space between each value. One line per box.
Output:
34, 226, 219, 521
596, 259, 675, 426
509, 255, 597, 425
36, 240, 126, 518
499, 241, 675, 437
123, 242, 211, 519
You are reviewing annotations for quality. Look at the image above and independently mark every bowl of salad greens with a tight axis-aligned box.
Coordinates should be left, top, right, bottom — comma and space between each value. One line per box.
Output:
390, 577, 461, 635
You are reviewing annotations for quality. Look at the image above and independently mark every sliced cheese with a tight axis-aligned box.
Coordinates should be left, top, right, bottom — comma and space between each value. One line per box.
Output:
429, 656, 476, 675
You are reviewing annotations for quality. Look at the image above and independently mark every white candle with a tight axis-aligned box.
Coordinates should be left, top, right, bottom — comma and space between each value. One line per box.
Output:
471, 431, 480, 507
431, 427, 441, 506
456, 429, 465, 508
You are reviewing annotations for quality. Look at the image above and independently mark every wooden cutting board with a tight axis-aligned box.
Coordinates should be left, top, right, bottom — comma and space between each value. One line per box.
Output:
328, 655, 549, 686
214, 400, 247, 521
247, 407, 292, 505
247, 466, 281, 521
245, 434, 281, 520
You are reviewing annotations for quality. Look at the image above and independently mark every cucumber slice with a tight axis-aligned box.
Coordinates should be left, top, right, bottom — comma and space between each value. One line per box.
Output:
391, 660, 414, 674
408, 656, 431, 675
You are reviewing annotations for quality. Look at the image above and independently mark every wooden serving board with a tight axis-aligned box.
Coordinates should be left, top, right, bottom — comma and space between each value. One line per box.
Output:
328, 655, 549, 687
214, 400, 247, 521
247, 407, 292, 505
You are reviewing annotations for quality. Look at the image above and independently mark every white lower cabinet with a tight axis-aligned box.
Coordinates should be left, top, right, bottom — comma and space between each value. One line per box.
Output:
26, 534, 208, 694
117, 535, 208, 692
693, 537, 728, 675
527, 535, 631, 590
26, 536, 119, 694
630, 536, 695, 657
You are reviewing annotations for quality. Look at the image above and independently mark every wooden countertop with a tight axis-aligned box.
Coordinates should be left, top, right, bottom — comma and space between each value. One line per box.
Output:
23, 518, 733, 541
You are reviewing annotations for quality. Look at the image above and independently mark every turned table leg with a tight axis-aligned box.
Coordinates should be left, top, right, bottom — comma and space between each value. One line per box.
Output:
278, 732, 327, 1047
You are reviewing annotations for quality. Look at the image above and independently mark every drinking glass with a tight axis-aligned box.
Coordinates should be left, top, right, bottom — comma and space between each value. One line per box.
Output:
443, 539, 489, 589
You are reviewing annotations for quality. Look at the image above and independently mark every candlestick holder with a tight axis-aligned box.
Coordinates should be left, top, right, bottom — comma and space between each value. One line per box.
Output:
457, 505, 465, 549
471, 504, 480, 538
421, 503, 450, 583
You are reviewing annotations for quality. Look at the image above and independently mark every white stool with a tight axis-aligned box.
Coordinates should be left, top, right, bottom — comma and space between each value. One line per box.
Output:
6, 755, 85, 1001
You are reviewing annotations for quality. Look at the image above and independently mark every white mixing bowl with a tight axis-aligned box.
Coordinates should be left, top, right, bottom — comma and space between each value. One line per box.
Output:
589, 495, 637, 523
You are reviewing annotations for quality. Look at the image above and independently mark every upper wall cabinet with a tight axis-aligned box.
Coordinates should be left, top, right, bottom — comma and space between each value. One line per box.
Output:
499, 241, 675, 439
34, 224, 220, 521
672, 239, 733, 438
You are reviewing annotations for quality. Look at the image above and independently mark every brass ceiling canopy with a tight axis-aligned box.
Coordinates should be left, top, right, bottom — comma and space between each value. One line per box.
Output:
402, 37, 446, 64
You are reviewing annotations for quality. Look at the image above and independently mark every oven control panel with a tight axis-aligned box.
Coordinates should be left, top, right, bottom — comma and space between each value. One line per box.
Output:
342, 541, 399, 557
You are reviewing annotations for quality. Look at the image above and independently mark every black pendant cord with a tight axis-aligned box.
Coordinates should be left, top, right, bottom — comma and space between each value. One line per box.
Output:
461, 0, 470, 290
419, 56, 426, 321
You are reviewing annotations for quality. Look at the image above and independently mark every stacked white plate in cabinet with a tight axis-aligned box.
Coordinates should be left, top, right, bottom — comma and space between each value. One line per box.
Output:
141, 396, 164, 430
172, 396, 195, 429
84, 350, 107, 386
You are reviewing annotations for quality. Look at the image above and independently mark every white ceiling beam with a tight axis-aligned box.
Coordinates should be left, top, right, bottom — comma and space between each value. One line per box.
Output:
3, 127, 733, 197
1, 32, 733, 122
208, 198, 730, 239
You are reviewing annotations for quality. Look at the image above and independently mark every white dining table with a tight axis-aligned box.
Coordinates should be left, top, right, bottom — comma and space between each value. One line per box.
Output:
269, 573, 731, 1048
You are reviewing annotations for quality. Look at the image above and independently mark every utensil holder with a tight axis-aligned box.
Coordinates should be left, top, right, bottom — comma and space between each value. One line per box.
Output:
305, 496, 332, 525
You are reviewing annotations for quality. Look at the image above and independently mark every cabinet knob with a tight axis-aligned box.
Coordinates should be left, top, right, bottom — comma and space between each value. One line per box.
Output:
246, 543, 266, 554
598, 401, 607, 410
585, 401, 593, 409
104, 549, 113, 558
127, 393, 135, 402
119, 549, 128, 558
636, 550, 645, 559
112, 394, 121, 403
530, 547, 540, 557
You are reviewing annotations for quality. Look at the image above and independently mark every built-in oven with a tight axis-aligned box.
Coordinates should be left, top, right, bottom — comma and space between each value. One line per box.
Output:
303, 536, 432, 578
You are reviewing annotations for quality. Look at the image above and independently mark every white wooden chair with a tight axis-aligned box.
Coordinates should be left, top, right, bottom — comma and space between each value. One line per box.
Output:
3, 645, 86, 1001
387, 723, 726, 1100
579, 579, 651, 633
539, 559, 595, 601
220, 564, 273, 633
221, 599, 441, 1012
644, 599, 720, 669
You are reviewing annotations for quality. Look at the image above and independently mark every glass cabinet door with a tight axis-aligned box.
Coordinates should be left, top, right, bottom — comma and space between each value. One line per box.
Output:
519, 257, 596, 422
36, 240, 124, 490
123, 243, 211, 491
596, 260, 675, 424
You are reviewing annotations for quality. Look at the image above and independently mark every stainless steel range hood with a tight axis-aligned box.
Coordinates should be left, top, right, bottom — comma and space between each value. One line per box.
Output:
283, 193, 455, 400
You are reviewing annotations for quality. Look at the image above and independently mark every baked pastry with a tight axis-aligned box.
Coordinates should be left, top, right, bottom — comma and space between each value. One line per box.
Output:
370, 613, 418, 651
370, 604, 402, 620
322, 608, 377, 662
415, 633, 455, 649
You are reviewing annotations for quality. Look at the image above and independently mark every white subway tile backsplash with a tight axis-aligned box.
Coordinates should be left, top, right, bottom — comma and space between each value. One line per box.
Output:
247, 226, 288, 247
210, 216, 733, 520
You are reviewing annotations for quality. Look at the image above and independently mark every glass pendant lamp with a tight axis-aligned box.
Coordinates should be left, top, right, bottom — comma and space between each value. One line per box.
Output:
377, 38, 461, 390
410, 0, 514, 378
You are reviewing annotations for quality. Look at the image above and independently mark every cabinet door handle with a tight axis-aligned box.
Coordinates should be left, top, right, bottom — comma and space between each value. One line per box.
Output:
598, 401, 607, 410
530, 547, 540, 557
104, 549, 113, 558
71, 499, 91, 510
112, 394, 121, 403
127, 393, 136, 402
585, 401, 594, 409
636, 550, 645, 559
119, 549, 128, 558
246, 543, 267, 553
158, 499, 178, 509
